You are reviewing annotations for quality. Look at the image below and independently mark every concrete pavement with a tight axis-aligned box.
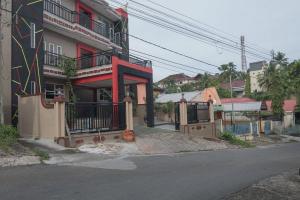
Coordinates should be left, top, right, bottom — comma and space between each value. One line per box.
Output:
0, 142, 300, 200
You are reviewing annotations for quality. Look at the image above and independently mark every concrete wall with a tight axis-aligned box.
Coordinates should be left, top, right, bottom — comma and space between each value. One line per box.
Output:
0, 0, 12, 124
283, 112, 295, 128
18, 95, 65, 139
180, 122, 216, 138
44, 30, 76, 58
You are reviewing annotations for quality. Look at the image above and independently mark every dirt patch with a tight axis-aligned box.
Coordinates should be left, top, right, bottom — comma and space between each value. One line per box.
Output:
0, 142, 41, 167
223, 170, 300, 200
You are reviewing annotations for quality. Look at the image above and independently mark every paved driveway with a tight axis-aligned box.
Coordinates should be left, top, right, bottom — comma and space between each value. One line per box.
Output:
1, 143, 300, 200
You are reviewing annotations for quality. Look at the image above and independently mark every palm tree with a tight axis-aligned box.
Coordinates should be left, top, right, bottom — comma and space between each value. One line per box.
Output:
218, 62, 237, 82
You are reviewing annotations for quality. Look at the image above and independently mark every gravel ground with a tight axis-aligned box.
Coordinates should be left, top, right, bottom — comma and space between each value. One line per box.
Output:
223, 170, 300, 200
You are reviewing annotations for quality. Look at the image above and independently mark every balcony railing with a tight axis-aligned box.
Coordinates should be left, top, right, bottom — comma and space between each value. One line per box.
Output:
44, 50, 152, 70
44, 51, 112, 69
44, 0, 121, 46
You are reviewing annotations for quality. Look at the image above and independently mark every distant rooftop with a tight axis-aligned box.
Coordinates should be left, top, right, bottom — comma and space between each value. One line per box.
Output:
158, 73, 194, 83
221, 97, 256, 104
220, 80, 245, 90
249, 61, 267, 72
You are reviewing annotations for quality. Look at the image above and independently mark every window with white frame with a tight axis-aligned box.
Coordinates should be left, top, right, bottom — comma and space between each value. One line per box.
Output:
45, 83, 64, 99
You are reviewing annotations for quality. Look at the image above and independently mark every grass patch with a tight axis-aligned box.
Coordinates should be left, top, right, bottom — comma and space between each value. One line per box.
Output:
0, 124, 19, 152
33, 148, 50, 161
220, 132, 255, 148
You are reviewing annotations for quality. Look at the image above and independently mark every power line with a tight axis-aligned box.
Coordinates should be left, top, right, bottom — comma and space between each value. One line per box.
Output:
130, 49, 215, 74
108, 0, 270, 60
144, 0, 272, 55
127, 10, 267, 62
133, 53, 199, 74
129, 34, 221, 69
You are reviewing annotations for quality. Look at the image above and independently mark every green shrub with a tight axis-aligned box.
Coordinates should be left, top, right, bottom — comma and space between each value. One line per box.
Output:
0, 124, 19, 150
220, 131, 255, 148
33, 148, 50, 161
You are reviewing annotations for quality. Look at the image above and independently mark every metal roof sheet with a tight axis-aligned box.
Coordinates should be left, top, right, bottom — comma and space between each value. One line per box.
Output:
155, 91, 202, 103
223, 102, 262, 112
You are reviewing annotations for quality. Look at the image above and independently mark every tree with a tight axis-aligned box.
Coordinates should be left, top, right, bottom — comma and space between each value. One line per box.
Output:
288, 60, 300, 111
218, 62, 237, 82
244, 74, 251, 97
258, 52, 289, 117
197, 73, 219, 90
217, 88, 235, 98
59, 57, 77, 102
164, 80, 179, 94
180, 83, 194, 92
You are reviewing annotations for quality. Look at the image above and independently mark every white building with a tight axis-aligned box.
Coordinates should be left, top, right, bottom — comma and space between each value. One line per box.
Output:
249, 61, 268, 93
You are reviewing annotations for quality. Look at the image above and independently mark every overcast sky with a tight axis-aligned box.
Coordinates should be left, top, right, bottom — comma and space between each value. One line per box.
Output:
112, 0, 300, 82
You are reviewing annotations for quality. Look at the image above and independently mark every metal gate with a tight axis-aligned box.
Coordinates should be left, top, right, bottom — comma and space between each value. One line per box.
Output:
65, 102, 126, 134
175, 103, 180, 130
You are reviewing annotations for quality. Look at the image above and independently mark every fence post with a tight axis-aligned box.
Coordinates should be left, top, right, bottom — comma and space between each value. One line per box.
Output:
250, 122, 253, 135
179, 94, 188, 126
124, 96, 133, 131
209, 102, 215, 123
53, 95, 65, 138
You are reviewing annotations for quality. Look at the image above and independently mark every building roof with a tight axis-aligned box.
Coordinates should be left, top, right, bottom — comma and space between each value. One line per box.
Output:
157, 73, 194, 83
223, 102, 262, 112
155, 91, 201, 103
265, 99, 297, 112
221, 97, 256, 104
249, 61, 267, 72
220, 80, 245, 90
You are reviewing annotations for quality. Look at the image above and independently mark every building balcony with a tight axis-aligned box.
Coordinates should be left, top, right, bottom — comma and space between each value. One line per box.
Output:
43, 51, 152, 79
43, 0, 122, 51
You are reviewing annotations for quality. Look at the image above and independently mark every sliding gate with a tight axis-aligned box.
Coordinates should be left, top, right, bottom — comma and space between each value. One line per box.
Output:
65, 102, 126, 134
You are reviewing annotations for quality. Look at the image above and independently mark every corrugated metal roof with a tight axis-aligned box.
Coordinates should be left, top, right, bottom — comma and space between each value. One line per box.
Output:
223, 102, 262, 112
155, 91, 202, 103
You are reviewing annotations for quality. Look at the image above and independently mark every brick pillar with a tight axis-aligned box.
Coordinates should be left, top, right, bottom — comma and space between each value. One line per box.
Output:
179, 94, 188, 126
124, 96, 133, 131
209, 102, 215, 123
53, 96, 66, 138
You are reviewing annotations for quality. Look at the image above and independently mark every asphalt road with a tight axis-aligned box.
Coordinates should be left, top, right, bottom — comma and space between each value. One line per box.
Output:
1, 143, 300, 200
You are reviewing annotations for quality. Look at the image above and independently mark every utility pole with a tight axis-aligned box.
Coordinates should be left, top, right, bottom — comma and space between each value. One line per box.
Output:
230, 74, 234, 127
241, 36, 247, 72
0, 0, 4, 124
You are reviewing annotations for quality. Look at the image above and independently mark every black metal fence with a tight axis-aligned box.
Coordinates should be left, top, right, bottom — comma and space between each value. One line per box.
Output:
296, 111, 300, 125
187, 102, 210, 124
65, 102, 126, 134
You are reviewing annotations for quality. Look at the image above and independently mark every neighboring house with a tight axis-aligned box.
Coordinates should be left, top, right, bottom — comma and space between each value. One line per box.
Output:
154, 87, 220, 124
157, 73, 195, 88
1, 0, 154, 132
265, 99, 297, 128
249, 61, 268, 93
220, 80, 245, 97
155, 87, 221, 104
221, 97, 256, 104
